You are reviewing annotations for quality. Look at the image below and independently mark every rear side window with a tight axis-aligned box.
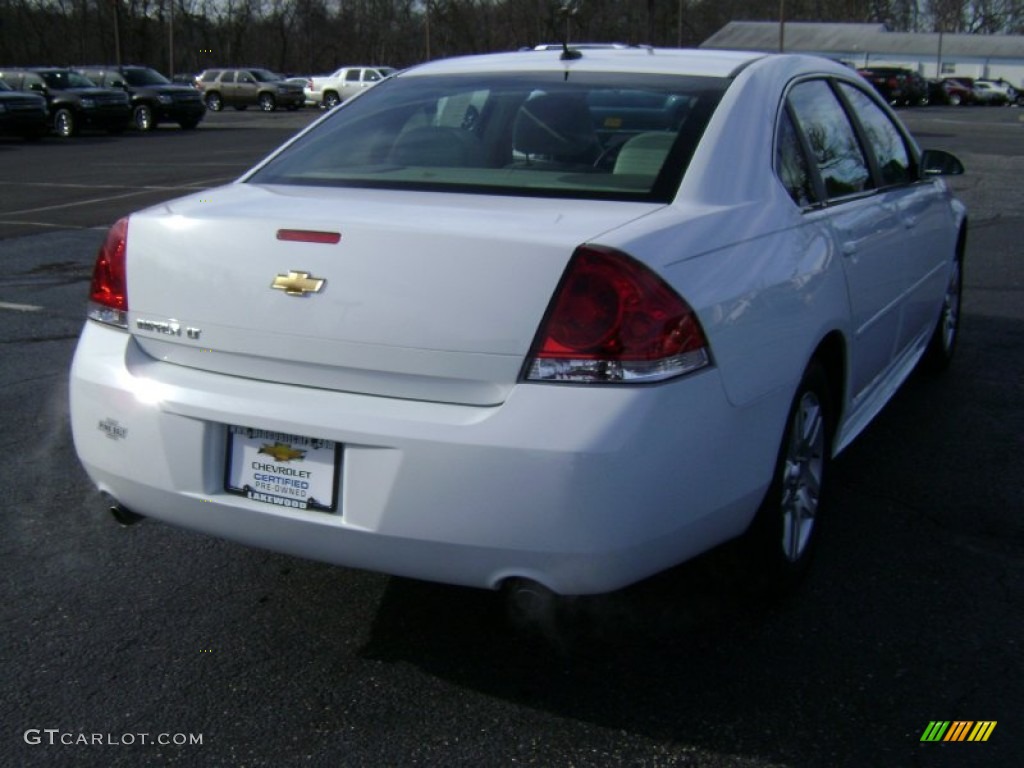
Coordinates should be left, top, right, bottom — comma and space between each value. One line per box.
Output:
249, 71, 727, 203
837, 83, 913, 186
787, 79, 872, 200
775, 108, 819, 207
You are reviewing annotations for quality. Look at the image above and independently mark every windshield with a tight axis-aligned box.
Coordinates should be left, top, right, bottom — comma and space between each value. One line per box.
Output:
249, 71, 727, 203
40, 70, 97, 89
124, 68, 171, 86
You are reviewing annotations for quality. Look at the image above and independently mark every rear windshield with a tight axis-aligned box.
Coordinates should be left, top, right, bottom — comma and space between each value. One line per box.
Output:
248, 71, 728, 202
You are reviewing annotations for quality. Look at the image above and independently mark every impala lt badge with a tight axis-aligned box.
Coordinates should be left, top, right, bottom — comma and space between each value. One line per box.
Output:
271, 270, 326, 297
136, 318, 202, 340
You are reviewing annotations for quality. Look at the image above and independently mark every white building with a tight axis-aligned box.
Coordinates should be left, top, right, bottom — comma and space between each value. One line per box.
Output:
701, 21, 1024, 86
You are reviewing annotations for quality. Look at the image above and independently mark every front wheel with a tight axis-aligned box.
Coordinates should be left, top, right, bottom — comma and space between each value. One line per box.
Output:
133, 104, 156, 131
53, 108, 77, 138
742, 361, 832, 593
259, 93, 276, 112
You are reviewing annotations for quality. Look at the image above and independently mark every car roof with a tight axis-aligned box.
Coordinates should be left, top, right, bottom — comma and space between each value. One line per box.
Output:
404, 48, 766, 79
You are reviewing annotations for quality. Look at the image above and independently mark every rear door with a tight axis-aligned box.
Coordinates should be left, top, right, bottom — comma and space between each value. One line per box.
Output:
217, 71, 238, 105
787, 78, 906, 402
340, 69, 363, 101
235, 71, 260, 106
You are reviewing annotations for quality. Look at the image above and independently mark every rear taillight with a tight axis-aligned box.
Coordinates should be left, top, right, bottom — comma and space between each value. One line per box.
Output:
525, 245, 710, 384
87, 217, 129, 328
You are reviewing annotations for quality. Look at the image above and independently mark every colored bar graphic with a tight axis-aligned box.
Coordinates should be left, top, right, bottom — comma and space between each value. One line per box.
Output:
920, 720, 996, 742
944, 721, 973, 741
968, 722, 997, 742
920, 721, 950, 742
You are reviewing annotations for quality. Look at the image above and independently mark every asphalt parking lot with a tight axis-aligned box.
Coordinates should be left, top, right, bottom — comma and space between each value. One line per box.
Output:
0, 107, 1021, 767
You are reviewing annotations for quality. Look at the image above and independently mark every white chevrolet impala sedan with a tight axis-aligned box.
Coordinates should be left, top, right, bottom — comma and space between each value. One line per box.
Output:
70, 48, 966, 595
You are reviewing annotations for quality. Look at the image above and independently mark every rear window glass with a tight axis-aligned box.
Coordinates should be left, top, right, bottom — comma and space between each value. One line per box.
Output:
248, 72, 728, 202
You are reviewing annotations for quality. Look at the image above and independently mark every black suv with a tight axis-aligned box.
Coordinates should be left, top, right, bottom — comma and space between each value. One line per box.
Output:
0, 68, 131, 137
0, 78, 50, 139
196, 68, 305, 112
76, 66, 206, 131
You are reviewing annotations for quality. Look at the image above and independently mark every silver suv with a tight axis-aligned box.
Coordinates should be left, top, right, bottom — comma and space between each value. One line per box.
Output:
196, 68, 305, 112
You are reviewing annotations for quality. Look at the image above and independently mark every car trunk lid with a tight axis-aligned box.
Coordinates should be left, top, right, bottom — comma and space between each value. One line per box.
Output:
125, 183, 662, 406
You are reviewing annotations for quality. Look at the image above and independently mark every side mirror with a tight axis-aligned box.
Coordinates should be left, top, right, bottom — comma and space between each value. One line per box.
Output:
920, 149, 964, 177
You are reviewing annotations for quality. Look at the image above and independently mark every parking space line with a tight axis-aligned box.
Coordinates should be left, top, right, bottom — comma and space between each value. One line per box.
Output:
0, 182, 229, 217
0, 301, 44, 313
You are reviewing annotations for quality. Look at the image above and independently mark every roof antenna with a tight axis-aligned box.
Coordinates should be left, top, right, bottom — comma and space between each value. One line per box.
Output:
559, 2, 582, 60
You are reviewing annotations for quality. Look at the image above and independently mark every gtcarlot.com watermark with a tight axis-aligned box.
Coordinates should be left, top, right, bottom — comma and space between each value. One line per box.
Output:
24, 729, 203, 747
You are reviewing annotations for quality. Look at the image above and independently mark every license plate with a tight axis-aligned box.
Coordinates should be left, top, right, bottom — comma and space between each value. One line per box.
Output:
225, 426, 341, 512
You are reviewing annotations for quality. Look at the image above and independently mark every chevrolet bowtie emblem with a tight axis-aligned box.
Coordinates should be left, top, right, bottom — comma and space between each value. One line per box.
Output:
271, 270, 326, 296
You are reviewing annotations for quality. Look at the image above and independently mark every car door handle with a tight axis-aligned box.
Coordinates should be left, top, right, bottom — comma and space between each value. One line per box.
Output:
842, 240, 857, 256
903, 214, 917, 229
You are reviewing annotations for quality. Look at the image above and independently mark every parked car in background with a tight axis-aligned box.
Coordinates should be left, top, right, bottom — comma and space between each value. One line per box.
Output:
857, 66, 928, 106
306, 66, 395, 108
284, 76, 317, 106
0, 78, 50, 139
971, 80, 1010, 105
975, 77, 1021, 105
195, 68, 305, 112
928, 78, 974, 106
76, 66, 206, 131
71, 48, 967, 598
0, 67, 130, 137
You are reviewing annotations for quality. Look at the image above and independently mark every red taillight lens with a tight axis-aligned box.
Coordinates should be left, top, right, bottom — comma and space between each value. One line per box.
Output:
525, 245, 710, 383
87, 217, 129, 328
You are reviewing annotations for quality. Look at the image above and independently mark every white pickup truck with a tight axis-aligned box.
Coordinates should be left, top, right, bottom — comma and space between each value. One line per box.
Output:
306, 66, 396, 108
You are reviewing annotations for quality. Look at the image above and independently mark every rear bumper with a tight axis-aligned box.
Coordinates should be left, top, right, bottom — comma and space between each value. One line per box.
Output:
70, 322, 784, 594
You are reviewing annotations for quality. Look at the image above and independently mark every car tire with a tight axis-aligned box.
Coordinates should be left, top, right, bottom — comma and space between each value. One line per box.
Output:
920, 256, 963, 373
133, 104, 156, 132
53, 108, 77, 138
949, 93, 962, 106
323, 92, 340, 109
741, 361, 832, 594
259, 93, 276, 112
205, 93, 223, 111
